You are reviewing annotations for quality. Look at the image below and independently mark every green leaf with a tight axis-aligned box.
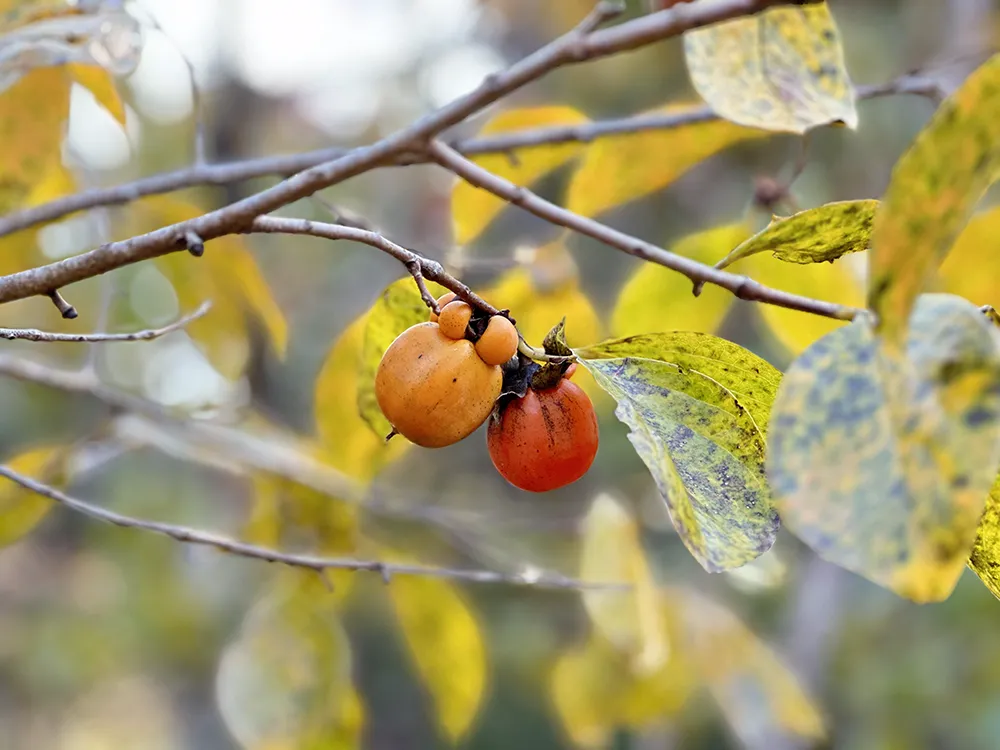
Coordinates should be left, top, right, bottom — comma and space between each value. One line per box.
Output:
683, 2, 857, 134
565, 106, 767, 218
0, 445, 66, 548
389, 575, 487, 741
714, 200, 878, 269
969, 474, 1000, 600
356, 277, 447, 438
868, 53, 1000, 348
767, 293, 1000, 602
215, 573, 362, 750
577, 332, 782, 437
612, 223, 751, 338
581, 357, 778, 572
452, 106, 588, 245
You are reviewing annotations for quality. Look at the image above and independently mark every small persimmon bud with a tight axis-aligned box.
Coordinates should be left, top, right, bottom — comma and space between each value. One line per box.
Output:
429, 292, 457, 322
438, 300, 473, 340
475, 315, 519, 366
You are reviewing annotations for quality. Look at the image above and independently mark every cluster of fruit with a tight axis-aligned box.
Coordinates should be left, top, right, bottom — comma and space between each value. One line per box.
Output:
374, 292, 599, 492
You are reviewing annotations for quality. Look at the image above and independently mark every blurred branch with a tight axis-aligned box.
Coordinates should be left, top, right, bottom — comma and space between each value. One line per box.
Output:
0, 73, 942, 242
0, 0, 842, 314
0, 301, 210, 342
248, 216, 499, 316
426, 140, 862, 322
0, 463, 624, 591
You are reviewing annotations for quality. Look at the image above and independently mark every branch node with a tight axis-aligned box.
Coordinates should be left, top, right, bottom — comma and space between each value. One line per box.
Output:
184, 231, 205, 257
377, 562, 392, 585
405, 259, 438, 313
47, 290, 77, 319
318, 568, 335, 593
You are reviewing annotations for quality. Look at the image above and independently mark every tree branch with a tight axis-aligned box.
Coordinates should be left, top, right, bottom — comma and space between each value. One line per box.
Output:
0, 464, 623, 591
0, 302, 210, 343
247, 216, 499, 315
426, 140, 862, 322
0, 0, 820, 311
0, 75, 939, 242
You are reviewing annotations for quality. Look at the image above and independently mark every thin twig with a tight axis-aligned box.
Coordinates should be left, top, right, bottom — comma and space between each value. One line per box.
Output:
0, 0, 854, 310
47, 290, 77, 319
426, 140, 862, 322
0, 75, 939, 242
247, 216, 500, 315
0, 302, 210, 343
0, 464, 624, 591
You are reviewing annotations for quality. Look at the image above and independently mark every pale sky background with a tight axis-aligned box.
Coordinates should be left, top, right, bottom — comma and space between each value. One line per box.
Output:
57, 0, 510, 408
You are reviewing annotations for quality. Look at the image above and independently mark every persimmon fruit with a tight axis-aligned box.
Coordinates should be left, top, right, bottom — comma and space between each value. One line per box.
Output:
429, 292, 457, 322
475, 315, 519, 366
375, 322, 502, 448
438, 300, 473, 340
487, 372, 598, 492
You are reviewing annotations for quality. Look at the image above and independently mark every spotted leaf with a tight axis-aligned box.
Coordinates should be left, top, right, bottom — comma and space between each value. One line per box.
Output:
683, 2, 857, 134
767, 294, 1000, 602
582, 357, 777, 572
578, 332, 782, 437
868, 53, 1000, 348
714, 200, 878, 269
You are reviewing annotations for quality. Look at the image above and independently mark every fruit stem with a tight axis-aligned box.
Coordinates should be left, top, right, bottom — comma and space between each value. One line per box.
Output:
517, 337, 576, 364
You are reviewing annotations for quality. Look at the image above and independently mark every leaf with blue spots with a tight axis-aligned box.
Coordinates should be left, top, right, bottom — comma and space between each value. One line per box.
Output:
767, 293, 1000, 602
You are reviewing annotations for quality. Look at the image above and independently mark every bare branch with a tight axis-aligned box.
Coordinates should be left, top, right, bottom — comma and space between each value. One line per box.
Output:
0, 465, 623, 591
0, 74, 938, 243
0, 0, 825, 310
426, 140, 861, 322
247, 216, 499, 316
0, 302, 210, 343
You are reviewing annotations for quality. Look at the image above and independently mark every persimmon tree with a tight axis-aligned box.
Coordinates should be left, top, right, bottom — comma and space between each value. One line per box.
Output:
2, 0, 1000, 747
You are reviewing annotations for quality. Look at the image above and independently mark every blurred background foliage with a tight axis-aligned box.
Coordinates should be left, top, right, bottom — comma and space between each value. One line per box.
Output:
3, 1, 1000, 749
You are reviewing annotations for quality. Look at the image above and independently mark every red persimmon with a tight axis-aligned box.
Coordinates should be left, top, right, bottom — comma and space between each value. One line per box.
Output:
487, 375, 598, 492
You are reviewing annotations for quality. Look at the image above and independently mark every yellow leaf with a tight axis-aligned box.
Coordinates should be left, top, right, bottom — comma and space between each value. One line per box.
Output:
0, 66, 71, 212
715, 200, 879, 267
67, 61, 127, 125
216, 575, 361, 750
452, 106, 588, 245
244, 473, 360, 602
0, 445, 65, 548
868, 52, 1000, 349
935, 204, 1000, 305
356, 277, 447, 438
565, 105, 767, 218
612, 222, 751, 338
315, 314, 410, 480
550, 617, 696, 748
969, 474, 1000, 600
579, 494, 669, 675
671, 586, 825, 742
122, 196, 288, 379
745, 251, 863, 356
683, 3, 857, 134
389, 575, 486, 741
